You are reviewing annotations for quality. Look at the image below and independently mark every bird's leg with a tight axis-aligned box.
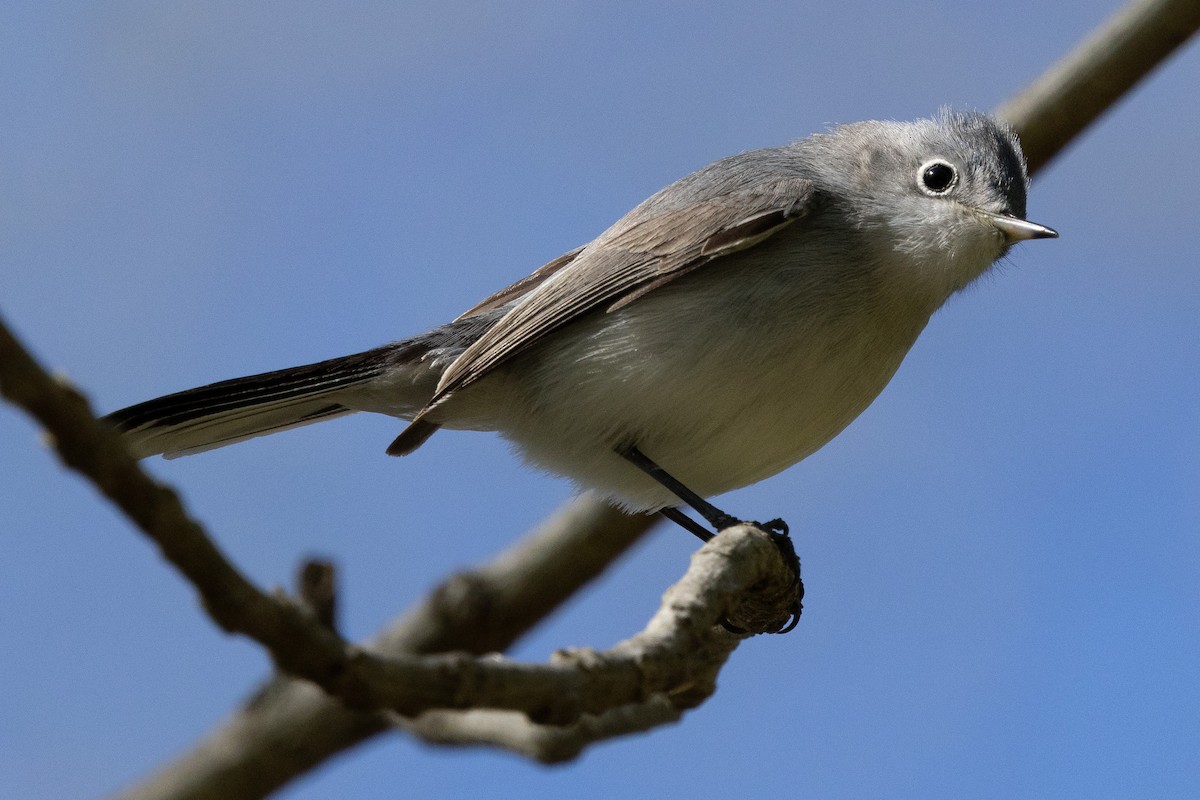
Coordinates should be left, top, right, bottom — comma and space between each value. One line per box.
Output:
619, 445, 802, 634
621, 444, 790, 537
658, 506, 715, 543
619, 445, 740, 533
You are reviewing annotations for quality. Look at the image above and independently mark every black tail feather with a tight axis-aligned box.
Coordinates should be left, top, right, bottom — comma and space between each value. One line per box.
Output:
105, 348, 394, 459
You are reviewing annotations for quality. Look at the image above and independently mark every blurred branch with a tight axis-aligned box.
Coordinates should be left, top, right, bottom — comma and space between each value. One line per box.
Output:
397, 695, 685, 763
996, 0, 1200, 175
119, 496, 659, 800
367, 523, 790, 730
394, 523, 799, 762
2, 313, 799, 798
296, 559, 338, 632
0, 315, 378, 693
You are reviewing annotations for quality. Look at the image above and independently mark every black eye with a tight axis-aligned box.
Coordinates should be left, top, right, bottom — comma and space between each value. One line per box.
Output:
919, 160, 958, 195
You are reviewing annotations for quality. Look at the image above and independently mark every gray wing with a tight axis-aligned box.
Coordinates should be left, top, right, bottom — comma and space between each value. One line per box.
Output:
453, 245, 586, 321
428, 159, 816, 410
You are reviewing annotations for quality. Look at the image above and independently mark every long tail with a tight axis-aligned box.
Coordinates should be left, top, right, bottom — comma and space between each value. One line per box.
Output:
105, 306, 507, 459
104, 347, 399, 459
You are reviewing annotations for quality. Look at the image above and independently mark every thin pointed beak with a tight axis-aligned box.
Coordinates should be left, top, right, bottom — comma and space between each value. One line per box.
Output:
983, 211, 1059, 243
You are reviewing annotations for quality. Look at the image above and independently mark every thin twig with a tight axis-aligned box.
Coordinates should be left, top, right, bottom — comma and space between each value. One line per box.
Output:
399, 695, 686, 764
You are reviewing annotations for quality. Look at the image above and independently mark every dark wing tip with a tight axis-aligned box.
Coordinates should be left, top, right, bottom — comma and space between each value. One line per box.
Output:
386, 419, 441, 456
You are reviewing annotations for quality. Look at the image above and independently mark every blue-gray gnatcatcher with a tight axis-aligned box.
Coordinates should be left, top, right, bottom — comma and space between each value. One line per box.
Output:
107, 110, 1056, 541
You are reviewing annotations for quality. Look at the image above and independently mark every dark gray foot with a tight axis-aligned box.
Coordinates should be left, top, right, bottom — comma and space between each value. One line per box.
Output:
719, 519, 803, 635
622, 446, 802, 634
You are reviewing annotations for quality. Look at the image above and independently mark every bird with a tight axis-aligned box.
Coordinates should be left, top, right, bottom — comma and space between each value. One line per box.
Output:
105, 110, 1057, 542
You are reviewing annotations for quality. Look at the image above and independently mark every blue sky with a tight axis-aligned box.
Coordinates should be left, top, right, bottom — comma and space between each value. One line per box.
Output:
2, 3, 1197, 798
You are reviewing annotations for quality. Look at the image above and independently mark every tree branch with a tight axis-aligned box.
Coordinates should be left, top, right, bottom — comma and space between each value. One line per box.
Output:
337, 524, 791, 724
3, 315, 798, 797
397, 696, 686, 763
117, 495, 659, 800
0, 317, 378, 689
996, 0, 1200, 175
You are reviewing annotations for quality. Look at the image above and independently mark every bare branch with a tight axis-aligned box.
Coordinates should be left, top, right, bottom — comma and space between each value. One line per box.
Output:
5, 313, 802, 795
105, 511, 797, 800
371, 493, 658, 657
399, 697, 685, 763
296, 560, 338, 633
365, 523, 794, 758
338, 525, 792, 723
0, 318, 357, 685
116, 496, 658, 800
996, 0, 1200, 175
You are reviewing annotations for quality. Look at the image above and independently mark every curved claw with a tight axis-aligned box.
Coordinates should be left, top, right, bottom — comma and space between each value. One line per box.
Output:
720, 589, 802, 636
719, 522, 805, 636
764, 527, 801, 585
762, 521, 803, 634
769, 596, 803, 635
757, 517, 790, 536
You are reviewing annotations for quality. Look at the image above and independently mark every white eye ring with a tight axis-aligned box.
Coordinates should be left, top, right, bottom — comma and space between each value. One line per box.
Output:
918, 159, 958, 195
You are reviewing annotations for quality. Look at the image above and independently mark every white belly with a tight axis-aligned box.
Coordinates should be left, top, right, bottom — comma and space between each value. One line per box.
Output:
439, 252, 934, 512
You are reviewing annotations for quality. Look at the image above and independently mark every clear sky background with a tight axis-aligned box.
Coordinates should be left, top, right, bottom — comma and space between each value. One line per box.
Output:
2, 3, 1198, 799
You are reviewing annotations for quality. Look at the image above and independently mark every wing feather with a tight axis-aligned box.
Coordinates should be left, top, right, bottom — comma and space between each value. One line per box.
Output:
427, 167, 816, 412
